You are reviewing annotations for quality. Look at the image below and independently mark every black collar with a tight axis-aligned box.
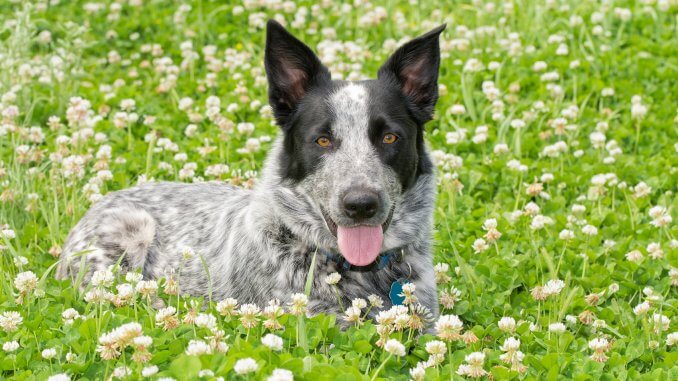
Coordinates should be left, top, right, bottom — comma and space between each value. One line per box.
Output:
317, 247, 405, 272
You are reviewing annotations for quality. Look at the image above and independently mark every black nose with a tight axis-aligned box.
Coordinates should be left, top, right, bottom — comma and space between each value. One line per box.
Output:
342, 190, 379, 221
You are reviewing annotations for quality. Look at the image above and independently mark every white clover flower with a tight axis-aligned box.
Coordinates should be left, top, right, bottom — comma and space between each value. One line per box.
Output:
185, 340, 212, 356
261, 334, 284, 351
631, 102, 648, 119
544, 279, 565, 296
450, 104, 466, 115
14, 271, 38, 294
216, 298, 238, 316
500, 337, 521, 352
135, 280, 158, 296
532, 61, 547, 71
178, 97, 194, 111
482, 218, 497, 230
530, 215, 554, 230
436, 314, 463, 341
592, 319, 607, 330
194, 313, 217, 329
384, 338, 406, 357
90, 269, 114, 288
47, 374, 70, 381
409, 365, 426, 381
62, 308, 81, 325
198, 370, 214, 378
648, 206, 672, 227
457, 352, 487, 378
647, 243, 664, 259
111, 366, 131, 378
234, 358, 259, 374
425, 340, 446, 355
498, 317, 516, 333
119, 99, 135, 112
494, 143, 509, 154
368, 294, 384, 308
288, 293, 308, 315
84, 288, 113, 303
266, 368, 294, 381
352, 298, 367, 309
508, 118, 526, 130
670, 267, 678, 286
3, 340, 19, 352
133, 335, 152, 348
651, 314, 670, 333
42, 347, 58, 359
582, 225, 598, 236
523, 202, 540, 216
633, 301, 651, 316
588, 338, 609, 362
472, 238, 489, 253
632, 182, 652, 198
625, 250, 643, 262
666, 332, 678, 346
559, 229, 575, 240
0, 311, 23, 332
325, 272, 341, 285
238, 303, 261, 328
548, 322, 566, 333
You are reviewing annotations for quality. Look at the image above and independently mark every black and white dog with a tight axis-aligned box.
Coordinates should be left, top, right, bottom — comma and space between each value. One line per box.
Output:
57, 20, 445, 319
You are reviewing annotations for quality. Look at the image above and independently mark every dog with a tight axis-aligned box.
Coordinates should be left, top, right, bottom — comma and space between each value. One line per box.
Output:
57, 20, 445, 321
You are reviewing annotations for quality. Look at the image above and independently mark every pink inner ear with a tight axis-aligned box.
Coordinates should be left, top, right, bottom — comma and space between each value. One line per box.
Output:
282, 66, 308, 103
400, 57, 427, 102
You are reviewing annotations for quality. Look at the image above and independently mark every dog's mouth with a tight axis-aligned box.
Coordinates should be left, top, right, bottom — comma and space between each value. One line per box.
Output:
320, 205, 395, 266
320, 205, 395, 237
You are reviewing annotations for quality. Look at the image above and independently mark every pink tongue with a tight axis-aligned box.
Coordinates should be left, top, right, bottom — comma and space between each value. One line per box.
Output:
337, 225, 384, 266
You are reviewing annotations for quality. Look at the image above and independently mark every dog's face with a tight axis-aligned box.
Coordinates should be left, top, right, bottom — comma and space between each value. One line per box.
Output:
265, 20, 444, 265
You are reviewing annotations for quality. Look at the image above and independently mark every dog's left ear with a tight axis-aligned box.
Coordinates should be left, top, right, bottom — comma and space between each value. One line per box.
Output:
265, 20, 331, 128
378, 24, 446, 123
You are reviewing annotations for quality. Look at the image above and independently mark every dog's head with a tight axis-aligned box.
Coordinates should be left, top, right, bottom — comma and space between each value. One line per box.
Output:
264, 20, 444, 266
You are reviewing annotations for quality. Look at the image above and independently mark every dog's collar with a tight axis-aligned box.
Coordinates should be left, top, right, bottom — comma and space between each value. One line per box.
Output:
317, 246, 405, 272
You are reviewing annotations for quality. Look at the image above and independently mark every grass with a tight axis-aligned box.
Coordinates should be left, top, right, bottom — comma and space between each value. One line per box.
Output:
0, 0, 676, 380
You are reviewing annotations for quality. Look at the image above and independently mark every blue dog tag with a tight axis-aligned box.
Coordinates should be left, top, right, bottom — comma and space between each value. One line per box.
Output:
389, 279, 410, 306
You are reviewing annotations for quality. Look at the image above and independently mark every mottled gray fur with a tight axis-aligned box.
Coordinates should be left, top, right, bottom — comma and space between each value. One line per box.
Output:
56, 82, 438, 320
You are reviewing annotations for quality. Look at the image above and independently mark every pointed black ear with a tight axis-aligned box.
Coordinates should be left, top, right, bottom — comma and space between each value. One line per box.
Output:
378, 24, 446, 123
265, 20, 331, 128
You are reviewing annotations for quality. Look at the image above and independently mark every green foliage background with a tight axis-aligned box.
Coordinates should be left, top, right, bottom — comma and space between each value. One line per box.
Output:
0, 1, 676, 380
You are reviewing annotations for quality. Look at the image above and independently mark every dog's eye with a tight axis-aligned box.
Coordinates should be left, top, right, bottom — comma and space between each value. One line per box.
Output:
316, 137, 332, 148
382, 133, 398, 144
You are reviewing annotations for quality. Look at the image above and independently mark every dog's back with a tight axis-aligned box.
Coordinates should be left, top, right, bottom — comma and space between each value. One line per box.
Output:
56, 181, 249, 291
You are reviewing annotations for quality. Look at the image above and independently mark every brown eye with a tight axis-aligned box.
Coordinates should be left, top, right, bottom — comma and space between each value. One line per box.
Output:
316, 137, 332, 148
383, 133, 398, 144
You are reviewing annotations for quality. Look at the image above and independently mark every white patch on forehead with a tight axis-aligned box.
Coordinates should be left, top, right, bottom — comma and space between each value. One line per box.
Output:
329, 83, 369, 142
323, 82, 382, 191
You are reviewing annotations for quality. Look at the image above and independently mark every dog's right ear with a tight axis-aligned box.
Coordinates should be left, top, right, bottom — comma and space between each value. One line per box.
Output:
265, 20, 331, 128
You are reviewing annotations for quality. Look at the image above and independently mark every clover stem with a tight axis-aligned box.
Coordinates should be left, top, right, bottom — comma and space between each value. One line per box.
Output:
370, 353, 392, 381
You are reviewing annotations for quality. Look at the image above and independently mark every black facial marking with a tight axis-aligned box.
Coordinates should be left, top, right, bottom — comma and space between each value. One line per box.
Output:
277, 84, 340, 181
365, 82, 433, 190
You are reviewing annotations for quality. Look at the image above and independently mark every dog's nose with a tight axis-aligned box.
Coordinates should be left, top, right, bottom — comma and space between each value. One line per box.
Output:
342, 190, 379, 221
